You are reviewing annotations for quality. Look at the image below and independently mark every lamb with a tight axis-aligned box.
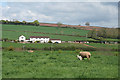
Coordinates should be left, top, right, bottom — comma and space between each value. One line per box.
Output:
77, 55, 82, 60
79, 51, 91, 60
28, 50, 34, 53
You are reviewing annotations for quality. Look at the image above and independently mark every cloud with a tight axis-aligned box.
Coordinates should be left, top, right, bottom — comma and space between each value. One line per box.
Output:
1, 2, 118, 28
1, 0, 119, 2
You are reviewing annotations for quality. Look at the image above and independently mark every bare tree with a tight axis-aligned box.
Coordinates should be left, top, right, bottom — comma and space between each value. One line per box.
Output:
85, 22, 90, 26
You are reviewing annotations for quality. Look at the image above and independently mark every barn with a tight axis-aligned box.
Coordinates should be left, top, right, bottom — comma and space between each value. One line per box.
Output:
18, 35, 61, 43
50, 39, 62, 43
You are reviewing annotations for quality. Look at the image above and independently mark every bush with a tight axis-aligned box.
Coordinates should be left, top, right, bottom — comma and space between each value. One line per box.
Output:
48, 40, 52, 43
26, 47, 37, 50
114, 52, 118, 56
75, 49, 81, 54
14, 40, 18, 43
8, 46, 14, 51
58, 49, 62, 53
28, 41, 32, 43
34, 41, 40, 43
3, 38, 8, 42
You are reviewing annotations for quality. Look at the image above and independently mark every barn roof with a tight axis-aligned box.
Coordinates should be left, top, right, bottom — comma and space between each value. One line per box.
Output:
30, 36, 49, 38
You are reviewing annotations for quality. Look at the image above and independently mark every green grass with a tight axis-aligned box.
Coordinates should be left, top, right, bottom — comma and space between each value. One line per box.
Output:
2, 30, 88, 41
2, 42, 119, 51
2, 50, 118, 78
2, 24, 119, 78
2, 42, 87, 49
2, 24, 90, 41
85, 43, 119, 49
104, 38, 119, 42
2, 24, 89, 36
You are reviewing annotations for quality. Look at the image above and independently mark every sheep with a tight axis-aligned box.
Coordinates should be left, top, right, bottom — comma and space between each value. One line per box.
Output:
79, 51, 91, 60
28, 50, 34, 53
77, 55, 82, 60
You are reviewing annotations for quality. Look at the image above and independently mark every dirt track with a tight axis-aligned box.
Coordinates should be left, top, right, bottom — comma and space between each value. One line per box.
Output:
82, 43, 96, 48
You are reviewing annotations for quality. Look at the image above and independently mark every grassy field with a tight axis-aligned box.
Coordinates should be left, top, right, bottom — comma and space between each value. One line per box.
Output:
2, 41, 119, 78
85, 43, 119, 49
2, 42, 119, 51
2, 24, 89, 36
2, 24, 89, 41
2, 30, 88, 41
1, 24, 119, 78
2, 42, 89, 49
2, 50, 118, 78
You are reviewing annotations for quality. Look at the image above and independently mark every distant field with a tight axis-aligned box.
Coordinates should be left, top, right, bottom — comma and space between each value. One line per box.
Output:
2, 24, 89, 35
2, 31, 88, 41
2, 24, 89, 41
2, 50, 118, 78
85, 43, 118, 49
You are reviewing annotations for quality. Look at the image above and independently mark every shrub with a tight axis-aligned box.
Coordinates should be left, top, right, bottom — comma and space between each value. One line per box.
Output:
28, 41, 32, 43
34, 41, 40, 43
8, 46, 14, 51
114, 52, 118, 56
48, 40, 52, 43
27, 47, 37, 50
75, 49, 81, 54
58, 49, 62, 53
14, 40, 18, 43
3, 38, 8, 42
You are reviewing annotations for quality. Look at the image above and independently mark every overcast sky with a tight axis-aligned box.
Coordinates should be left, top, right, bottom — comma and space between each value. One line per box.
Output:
0, 1, 119, 28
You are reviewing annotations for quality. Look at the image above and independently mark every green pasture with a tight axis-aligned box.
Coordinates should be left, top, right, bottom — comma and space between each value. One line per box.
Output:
85, 43, 118, 49
2, 24, 89, 36
2, 42, 87, 49
1, 24, 119, 78
2, 42, 119, 50
2, 30, 88, 41
2, 50, 118, 78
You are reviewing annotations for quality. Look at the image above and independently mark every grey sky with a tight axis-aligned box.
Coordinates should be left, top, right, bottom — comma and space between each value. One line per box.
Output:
0, 1, 118, 28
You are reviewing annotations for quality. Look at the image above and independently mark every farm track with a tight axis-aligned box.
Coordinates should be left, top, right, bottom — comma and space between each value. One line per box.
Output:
82, 43, 96, 48
74, 43, 96, 48
1, 29, 86, 37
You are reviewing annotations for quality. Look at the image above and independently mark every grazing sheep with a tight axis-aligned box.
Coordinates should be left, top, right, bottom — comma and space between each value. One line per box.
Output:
79, 51, 91, 60
77, 55, 82, 60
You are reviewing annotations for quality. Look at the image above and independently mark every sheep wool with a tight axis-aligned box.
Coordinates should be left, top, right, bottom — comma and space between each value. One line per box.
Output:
79, 51, 91, 60
77, 55, 82, 60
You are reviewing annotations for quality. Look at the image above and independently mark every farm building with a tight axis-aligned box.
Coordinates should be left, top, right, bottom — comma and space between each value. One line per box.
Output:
30, 36, 50, 43
50, 39, 62, 43
19, 35, 26, 42
18, 35, 61, 43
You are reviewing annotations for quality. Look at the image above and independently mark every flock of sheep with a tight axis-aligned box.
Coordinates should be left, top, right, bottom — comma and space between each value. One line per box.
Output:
28, 50, 91, 60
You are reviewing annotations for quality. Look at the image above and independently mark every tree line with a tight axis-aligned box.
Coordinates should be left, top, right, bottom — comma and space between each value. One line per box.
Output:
87, 28, 120, 40
0, 20, 40, 26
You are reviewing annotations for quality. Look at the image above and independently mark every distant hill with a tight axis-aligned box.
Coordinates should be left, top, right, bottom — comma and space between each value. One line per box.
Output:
39, 22, 102, 30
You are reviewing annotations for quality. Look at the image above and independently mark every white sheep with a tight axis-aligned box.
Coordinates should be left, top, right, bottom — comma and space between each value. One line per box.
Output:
77, 55, 82, 60
79, 51, 91, 60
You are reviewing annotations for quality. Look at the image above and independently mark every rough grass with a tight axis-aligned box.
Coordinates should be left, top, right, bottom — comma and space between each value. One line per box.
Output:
85, 43, 119, 49
2, 50, 118, 78
2, 42, 87, 49
2, 42, 119, 51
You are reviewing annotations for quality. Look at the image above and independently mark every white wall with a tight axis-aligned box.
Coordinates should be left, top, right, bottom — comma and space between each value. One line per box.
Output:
51, 40, 61, 43
19, 35, 26, 42
30, 38, 50, 43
